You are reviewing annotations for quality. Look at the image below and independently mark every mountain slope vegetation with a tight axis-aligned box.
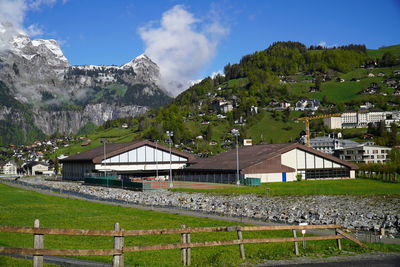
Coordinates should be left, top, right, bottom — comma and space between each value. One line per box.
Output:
41, 42, 400, 158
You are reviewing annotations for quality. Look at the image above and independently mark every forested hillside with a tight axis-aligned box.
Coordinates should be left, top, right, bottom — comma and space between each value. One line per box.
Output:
48, 42, 400, 158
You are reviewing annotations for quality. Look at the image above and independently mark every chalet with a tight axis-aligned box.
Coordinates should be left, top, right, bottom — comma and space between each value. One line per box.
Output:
280, 100, 291, 109
336, 78, 345, 82
350, 78, 360, 82
60, 140, 194, 181
367, 73, 375, 77
294, 99, 320, 111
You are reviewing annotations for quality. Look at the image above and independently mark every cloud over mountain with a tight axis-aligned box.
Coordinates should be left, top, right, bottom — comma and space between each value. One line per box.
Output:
139, 5, 228, 96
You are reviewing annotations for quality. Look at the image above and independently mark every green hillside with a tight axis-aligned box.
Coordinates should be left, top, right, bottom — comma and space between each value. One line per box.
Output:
45, 41, 400, 159
368, 44, 400, 58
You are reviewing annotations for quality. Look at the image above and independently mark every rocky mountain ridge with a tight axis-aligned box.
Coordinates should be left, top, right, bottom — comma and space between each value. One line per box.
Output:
0, 33, 171, 144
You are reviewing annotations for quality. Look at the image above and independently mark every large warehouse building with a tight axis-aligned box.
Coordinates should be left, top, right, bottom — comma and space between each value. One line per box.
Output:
176, 143, 358, 183
60, 140, 194, 180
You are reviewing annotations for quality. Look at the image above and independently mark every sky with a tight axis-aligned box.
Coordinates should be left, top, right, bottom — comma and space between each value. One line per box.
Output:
1, 0, 400, 95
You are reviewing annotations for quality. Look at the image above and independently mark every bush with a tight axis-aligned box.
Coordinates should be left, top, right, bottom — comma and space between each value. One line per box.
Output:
296, 173, 303, 181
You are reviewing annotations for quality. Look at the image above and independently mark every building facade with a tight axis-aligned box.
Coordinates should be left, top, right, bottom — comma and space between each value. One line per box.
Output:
60, 140, 194, 180
310, 137, 359, 155
178, 143, 357, 184
324, 110, 395, 129
334, 144, 391, 164
0, 161, 17, 175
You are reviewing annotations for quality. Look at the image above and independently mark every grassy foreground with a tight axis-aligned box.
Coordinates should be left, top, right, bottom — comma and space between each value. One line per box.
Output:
171, 179, 400, 196
0, 183, 398, 267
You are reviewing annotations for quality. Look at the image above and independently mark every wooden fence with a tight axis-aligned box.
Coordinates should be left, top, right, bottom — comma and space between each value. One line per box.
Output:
0, 219, 364, 267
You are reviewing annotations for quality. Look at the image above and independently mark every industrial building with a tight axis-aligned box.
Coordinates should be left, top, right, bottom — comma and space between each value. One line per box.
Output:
60, 140, 194, 180
177, 143, 357, 184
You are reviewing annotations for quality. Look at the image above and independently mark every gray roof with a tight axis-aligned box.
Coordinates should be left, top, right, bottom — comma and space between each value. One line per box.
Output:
60, 140, 195, 164
187, 143, 357, 171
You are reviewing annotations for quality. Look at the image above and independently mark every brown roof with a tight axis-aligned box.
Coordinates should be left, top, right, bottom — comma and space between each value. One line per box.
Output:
60, 140, 195, 164
186, 143, 358, 172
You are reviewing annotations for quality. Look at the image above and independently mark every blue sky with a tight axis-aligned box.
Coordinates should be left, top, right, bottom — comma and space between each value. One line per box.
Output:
2, 0, 400, 93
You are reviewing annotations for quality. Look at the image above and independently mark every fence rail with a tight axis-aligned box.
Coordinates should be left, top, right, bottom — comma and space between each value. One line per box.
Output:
0, 220, 364, 267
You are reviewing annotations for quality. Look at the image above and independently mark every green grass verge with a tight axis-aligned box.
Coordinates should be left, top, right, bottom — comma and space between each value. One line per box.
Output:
1, 183, 396, 267
368, 44, 400, 58
171, 179, 400, 196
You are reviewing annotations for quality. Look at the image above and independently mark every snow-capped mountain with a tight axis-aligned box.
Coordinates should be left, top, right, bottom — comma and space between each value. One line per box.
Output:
0, 33, 172, 144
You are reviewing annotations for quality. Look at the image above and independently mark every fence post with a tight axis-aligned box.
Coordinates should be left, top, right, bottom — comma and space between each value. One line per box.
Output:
237, 227, 245, 259
292, 229, 299, 255
335, 228, 342, 250
113, 223, 124, 267
181, 225, 187, 266
33, 219, 43, 267
187, 229, 191, 266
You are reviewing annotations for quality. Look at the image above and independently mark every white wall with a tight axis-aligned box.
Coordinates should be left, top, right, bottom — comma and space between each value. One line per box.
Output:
95, 163, 186, 172
102, 145, 187, 164
281, 148, 346, 171
245, 172, 295, 183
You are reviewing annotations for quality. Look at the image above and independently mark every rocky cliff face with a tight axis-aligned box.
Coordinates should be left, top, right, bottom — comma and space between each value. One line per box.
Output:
32, 104, 148, 135
0, 33, 171, 143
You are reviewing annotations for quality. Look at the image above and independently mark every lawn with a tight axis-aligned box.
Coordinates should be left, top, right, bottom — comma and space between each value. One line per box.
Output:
171, 179, 400, 196
0, 183, 390, 267
247, 111, 304, 144
367, 44, 400, 58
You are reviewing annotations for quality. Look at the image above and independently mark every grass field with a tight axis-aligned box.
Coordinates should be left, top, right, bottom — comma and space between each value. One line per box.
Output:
367, 44, 400, 58
247, 111, 304, 144
171, 179, 400, 196
1, 183, 396, 267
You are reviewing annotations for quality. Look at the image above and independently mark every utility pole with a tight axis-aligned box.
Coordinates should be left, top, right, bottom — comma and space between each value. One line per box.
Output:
166, 131, 174, 188
101, 139, 108, 177
231, 129, 240, 186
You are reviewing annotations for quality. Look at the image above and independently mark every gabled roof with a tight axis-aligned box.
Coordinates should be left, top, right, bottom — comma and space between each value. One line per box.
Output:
60, 140, 196, 164
187, 143, 357, 171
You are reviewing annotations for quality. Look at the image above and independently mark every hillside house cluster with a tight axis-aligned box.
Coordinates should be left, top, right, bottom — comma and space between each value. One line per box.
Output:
294, 99, 320, 111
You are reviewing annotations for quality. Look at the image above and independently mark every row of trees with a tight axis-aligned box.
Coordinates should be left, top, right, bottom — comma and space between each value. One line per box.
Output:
223, 41, 368, 80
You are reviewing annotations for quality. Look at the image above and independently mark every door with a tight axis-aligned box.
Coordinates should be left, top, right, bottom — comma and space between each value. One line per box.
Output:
282, 172, 286, 182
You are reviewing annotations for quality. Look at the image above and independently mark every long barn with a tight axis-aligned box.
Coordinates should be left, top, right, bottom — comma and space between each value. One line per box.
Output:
176, 143, 358, 184
60, 140, 194, 180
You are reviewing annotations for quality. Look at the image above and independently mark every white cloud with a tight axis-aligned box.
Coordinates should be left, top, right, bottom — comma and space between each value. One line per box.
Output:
318, 41, 327, 47
0, 0, 64, 51
26, 23, 43, 36
139, 5, 228, 96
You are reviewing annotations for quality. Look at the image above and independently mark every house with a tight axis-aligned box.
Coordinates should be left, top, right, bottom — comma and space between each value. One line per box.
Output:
378, 72, 385, 77
294, 99, 320, 111
350, 78, 360, 82
0, 161, 18, 175
309, 136, 359, 155
309, 86, 319, 92
60, 140, 194, 180
176, 143, 357, 184
367, 73, 375, 77
336, 78, 345, 82
280, 100, 291, 109
334, 144, 391, 164
22, 162, 52, 176
212, 99, 233, 113
360, 102, 374, 109
393, 70, 400, 75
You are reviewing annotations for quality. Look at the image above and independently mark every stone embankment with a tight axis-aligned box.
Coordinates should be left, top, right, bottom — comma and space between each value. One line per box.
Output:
7, 178, 400, 237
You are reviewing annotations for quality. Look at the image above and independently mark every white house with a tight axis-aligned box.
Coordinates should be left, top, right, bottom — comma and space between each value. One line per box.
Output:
0, 161, 17, 175
334, 144, 391, 164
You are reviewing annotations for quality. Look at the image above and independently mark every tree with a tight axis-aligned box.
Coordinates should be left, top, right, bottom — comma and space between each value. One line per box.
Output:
389, 123, 398, 146
381, 52, 397, 67
205, 125, 213, 141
